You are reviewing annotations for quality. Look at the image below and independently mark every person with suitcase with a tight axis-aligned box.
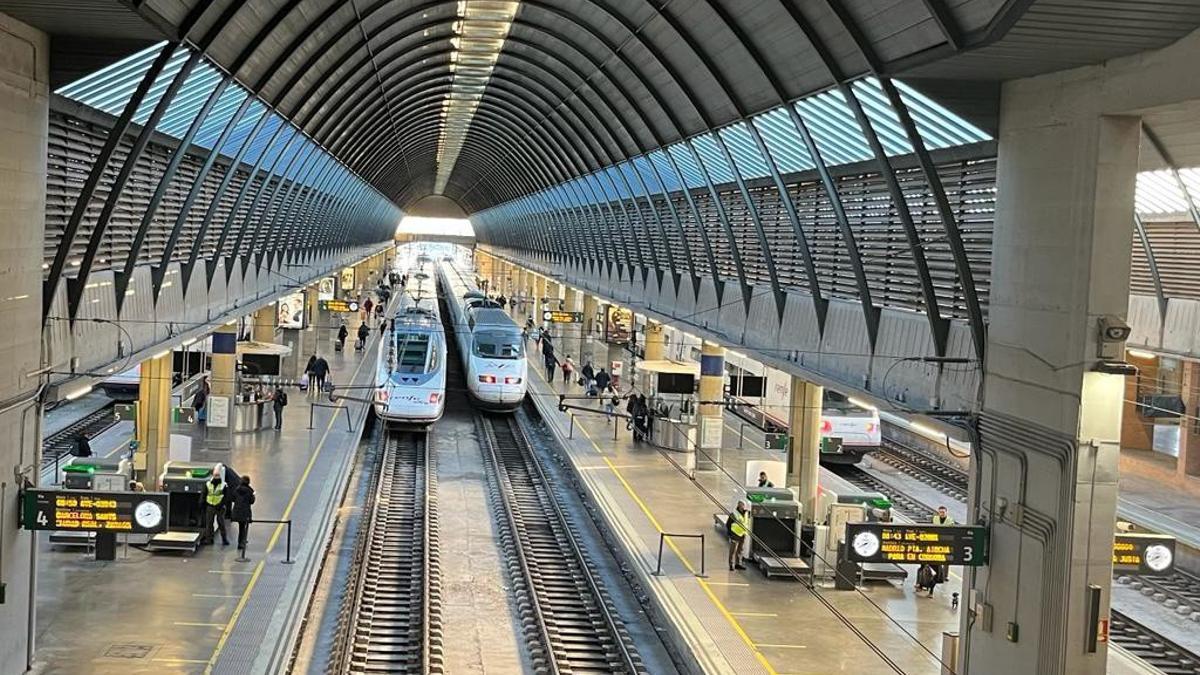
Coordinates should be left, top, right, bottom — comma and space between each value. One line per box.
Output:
356, 321, 369, 351
336, 321, 348, 352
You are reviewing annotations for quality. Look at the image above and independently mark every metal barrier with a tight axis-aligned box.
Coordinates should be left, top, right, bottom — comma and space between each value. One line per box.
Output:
308, 402, 353, 431
249, 518, 294, 564
653, 532, 706, 577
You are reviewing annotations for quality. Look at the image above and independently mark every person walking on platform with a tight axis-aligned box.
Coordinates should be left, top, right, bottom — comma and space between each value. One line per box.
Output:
581, 360, 595, 388
272, 386, 288, 430
604, 386, 619, 419
303, 355, 317, 396
726, 501, 749, 570
337, 321, 349, 352
561, 355, 575, 386
543, 341, 558, 383
379, 318, 388, 337
356, 321, 369, 351
312, 355, 330, 393
231, 475, 256, 562
594, 367, 611, 394
193, 376, 210, 423
73, 433, 92, 458
203, 474, 230, 546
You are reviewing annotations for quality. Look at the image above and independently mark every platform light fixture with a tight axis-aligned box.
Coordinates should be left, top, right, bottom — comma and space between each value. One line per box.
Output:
64, 385, 93, 401
1126, 349, 1158, 360
433, 0, 519, 194
847, 396, 877, 411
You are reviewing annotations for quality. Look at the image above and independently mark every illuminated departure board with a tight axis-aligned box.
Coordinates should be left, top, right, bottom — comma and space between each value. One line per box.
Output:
320, 299, 360, 313
543, 310, 584, 324
846, 523, 989, 566
1113, 533, 1176, 575
21, 489, 169, 534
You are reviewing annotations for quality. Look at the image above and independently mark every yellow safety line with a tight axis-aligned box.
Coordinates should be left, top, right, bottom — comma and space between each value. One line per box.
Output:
547, 368, 779, 675
204, 342, 375, 673
175, 622, 227, 628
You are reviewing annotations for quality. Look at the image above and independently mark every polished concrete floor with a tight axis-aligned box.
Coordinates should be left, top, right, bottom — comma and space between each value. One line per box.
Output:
32, 323, 384, 675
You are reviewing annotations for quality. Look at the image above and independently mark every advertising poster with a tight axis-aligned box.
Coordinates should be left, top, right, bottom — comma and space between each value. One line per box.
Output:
604, 306, 633, 343
340, 267, 356, 292
277, 291, 306, 329
318, 277, 336, 301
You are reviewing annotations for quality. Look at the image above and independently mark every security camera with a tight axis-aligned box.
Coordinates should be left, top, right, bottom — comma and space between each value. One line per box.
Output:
1097, 316, 1131, 360
1098, 316, 1131, 343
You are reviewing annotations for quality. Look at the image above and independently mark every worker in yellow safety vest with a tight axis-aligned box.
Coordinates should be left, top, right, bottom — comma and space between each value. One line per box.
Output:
203, 475, 230, 546
726, 501, 750, 571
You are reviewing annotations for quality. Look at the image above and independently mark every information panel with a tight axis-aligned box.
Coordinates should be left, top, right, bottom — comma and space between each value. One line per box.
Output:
543, 310, 584, 324
21, 489, 170, 534
1113, 533, 1176, 575
320, 299, 360, 313
845, 523, 989, 566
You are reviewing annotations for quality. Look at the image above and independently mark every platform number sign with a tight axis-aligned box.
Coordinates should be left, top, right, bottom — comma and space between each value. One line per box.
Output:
846, 523, 989, 566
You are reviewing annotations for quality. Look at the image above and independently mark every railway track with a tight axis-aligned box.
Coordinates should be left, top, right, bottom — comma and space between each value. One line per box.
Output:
875, 438, 969, 501
477, 413, 644, 674
1110, 610, 1200, 673
327, 431, 442, 674
42, 403, 118, 469
827, 464, 938, 522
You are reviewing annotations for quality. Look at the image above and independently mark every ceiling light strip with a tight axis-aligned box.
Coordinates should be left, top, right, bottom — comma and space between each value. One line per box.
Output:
434, 0, 519, 194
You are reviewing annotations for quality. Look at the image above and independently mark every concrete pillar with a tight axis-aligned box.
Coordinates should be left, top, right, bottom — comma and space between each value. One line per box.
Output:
964, 77, 1142, 673
135, 353, 172, 487
644, 320, 666, 362
1179, 360, 1200, 477
253, 304, 277, 343
534, 276, 547, 313
697, 341, 725, 471
0, 14, 47, 671
207, 323, 240, 449
787, 376, 823, 522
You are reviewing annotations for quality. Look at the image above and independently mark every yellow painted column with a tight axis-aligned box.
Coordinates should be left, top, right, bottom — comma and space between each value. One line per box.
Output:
697, 341, 725, 470
644, 320, 665, 361
534, 276, 547, 313
546, 280, 560, 309
207, 322, 239, 449
788, 376, 823, 522
253, 304, 277, 343
135, 352, 172, 485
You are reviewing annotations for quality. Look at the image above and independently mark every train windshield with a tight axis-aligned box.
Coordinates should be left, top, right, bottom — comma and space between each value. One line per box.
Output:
473, 331, 523, 359
822, 390, 874, 416
394, 333, 435, 373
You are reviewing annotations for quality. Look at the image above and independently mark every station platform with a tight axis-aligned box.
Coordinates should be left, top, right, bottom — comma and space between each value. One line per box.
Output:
31, 322, 384, 674
523, 356, 960, 674
522, 322, 1164, 674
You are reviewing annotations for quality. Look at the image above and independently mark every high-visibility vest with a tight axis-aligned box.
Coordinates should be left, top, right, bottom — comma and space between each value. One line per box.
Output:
206, 482, 224, 506
932, 514, 954, 525
730, 511, 749, 538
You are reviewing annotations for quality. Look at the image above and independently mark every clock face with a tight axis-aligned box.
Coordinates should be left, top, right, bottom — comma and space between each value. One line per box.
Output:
134, 500, 164, 530
852, 530, 881, 559
1143, 544, 1173, 572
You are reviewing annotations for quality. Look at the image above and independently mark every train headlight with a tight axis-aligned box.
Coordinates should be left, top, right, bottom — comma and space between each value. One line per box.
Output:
479, 375, 497, 384
375, 389, 389, 404
504, 376, 522, 385
821, 420, 833, 433
429, 393, 441, 404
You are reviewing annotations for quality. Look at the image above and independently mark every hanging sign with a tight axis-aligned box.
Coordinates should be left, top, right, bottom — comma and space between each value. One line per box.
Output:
21, 489, 170, 534
846, 523, 989, 566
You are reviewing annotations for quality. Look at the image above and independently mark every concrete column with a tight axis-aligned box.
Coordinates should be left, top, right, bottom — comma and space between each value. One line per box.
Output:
252, 304, 277, 343
697, 341, 725, 471
1179, 360, 1200, 477
207, 323, 240, 449
135, 353, 172, 486
644, 320, 666, 362
534, 276, 547, 313
787, 376, 823, 522
0, 13, 48, 671
965, 75, 1141, 672
563, 287, 582, 364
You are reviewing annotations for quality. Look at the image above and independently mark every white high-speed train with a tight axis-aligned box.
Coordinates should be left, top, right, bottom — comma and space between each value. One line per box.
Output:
373, 274, 447, 427
438, 258, 527, 411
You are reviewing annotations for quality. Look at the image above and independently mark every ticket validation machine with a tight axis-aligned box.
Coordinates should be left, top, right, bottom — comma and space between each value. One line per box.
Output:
150, 461, 239, 553
744, 487, 810, 580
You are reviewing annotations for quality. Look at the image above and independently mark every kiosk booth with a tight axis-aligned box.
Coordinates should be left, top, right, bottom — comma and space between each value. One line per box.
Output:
634, 360, 700, 466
